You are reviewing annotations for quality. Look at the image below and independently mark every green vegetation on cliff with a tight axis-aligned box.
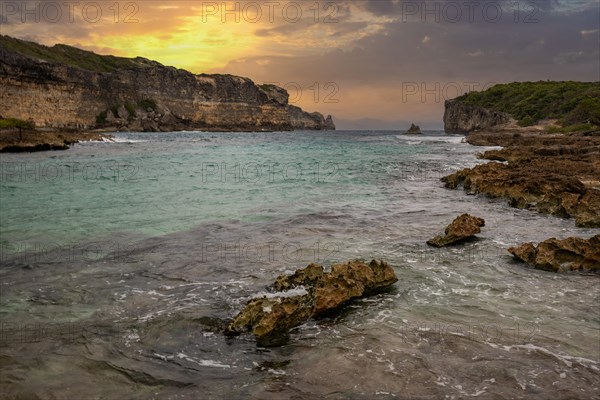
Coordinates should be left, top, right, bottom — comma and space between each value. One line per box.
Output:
459, 81, 600, 128
0, 35, 156, 72
0, 118, 34, 130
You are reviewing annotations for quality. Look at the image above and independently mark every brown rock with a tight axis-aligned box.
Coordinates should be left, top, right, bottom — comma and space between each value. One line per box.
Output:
443, 132, 600, 227
225, 259, 398, 345
225, 291, 315, 346
427, 214, 485, 247
509, 235, 600, 272
314, 259, 397, 314
273, 263, 324, 291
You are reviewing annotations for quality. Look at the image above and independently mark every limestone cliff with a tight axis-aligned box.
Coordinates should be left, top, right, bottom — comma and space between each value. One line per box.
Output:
0, 35, 335, 132
444, 99, 511, 134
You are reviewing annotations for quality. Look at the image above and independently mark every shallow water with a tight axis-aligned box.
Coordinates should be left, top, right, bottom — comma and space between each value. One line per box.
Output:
1, 131, 598, 399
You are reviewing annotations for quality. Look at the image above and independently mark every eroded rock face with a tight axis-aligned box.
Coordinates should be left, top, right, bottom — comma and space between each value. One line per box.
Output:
508, 235, 600, 272
444, 99, 511, 134
443, 160, 600, 227
225, 259, 398, 345
427, 214, 485, 247
449, 132, 600, 227
0, 37, 335, 132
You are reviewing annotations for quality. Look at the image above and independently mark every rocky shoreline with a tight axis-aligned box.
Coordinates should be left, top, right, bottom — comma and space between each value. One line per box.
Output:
442, 129, 600, 227
0, 128, 109, 153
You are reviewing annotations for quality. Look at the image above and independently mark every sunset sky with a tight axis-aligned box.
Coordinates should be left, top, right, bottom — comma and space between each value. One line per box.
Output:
2, 0, 599, 129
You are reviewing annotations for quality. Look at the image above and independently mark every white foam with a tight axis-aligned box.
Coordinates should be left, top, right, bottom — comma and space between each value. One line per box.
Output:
176, 352, 231, 369
254, 286, 309, 300
98, 136, 147, 144
485, 342, 599, 371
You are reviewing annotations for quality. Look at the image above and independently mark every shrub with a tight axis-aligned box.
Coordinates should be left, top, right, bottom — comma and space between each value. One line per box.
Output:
0, 118, 35, 129
460, 81, 600, 126
138, 98, 157, 110
517, 116, 536, 127
124, 102, 136, 118
95, 111, 107, 126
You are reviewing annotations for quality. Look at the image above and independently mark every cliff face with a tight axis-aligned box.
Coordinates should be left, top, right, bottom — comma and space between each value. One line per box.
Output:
0, 36, 335, 132
444, 99, 511, 134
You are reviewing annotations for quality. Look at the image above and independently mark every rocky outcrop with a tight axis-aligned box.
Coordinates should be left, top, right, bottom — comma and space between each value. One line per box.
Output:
404, 123, 422, 135
0, 128, 108, 152
444, 99, 511, 134
225, 259, 398, 345
442, 132, 600, 227
508, 235, 600, 272
427, 214, 485, 247
0, 35, 335, 132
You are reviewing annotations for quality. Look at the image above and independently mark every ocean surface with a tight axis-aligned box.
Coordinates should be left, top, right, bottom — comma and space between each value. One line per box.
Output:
1, 130, 599, 399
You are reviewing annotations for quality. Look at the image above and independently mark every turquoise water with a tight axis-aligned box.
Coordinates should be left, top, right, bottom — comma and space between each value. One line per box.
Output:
1, 131, 599, 399
1, 131, 431, 243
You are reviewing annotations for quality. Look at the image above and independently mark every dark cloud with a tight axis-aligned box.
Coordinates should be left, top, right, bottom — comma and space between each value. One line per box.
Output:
220, 1, 599, 127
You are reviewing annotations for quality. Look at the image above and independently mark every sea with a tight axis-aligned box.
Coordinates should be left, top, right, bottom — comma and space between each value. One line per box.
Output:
1, 130, 599, 399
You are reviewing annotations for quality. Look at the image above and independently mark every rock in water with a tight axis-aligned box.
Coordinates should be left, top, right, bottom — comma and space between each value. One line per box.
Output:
405, 123, 422, 134
508, 235, 600, 273
225, 289, 315, 346
225, 259, 398, 345
427, 214, 485, 247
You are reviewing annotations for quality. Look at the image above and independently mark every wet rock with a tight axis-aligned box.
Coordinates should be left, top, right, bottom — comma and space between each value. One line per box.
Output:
404, 123, 422, 134
443, 132, 600, 227
0, 129, 109, 153
273, 263, 324, 291
509, 235, 600, 272
427, 214, 485, 247
225, 290, 315, 346
225, 259, 398, 345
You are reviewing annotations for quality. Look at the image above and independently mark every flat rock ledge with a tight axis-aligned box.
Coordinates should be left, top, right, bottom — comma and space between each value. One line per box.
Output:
225, 259, 398, 346
427, 214, 485, 247
508, 235, 600, 273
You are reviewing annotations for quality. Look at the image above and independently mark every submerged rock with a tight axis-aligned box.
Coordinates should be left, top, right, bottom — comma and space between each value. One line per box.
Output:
427, 214, 485, 247
225, 259, 398, 345
404, 123, 422, 134
508, 235, 600, 273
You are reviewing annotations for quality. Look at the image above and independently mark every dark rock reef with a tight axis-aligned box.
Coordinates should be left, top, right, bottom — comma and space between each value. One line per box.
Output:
225, 259, 398, 346
0, 35, 335, 132
427, 214, 485, 247
404, 123, 422, 134
509, 235, 600, 273
0, 128, 108, 152
443, 132, 600, 227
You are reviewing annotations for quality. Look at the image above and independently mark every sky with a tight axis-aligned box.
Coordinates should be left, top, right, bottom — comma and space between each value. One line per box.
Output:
1, 0, 599, 129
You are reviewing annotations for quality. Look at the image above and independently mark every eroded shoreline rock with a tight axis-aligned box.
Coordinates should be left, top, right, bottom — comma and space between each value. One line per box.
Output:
427, 214, 485, 247
443, 132, 600, 227
508, 235, 600, 273
225, 259, 398, 345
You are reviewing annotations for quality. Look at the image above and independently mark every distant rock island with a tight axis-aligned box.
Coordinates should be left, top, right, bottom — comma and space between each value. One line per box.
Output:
0, 35, 335, 132
404, 123, 422, 134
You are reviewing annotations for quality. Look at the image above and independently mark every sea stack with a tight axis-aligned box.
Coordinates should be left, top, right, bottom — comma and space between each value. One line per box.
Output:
404, 123, 422, 134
